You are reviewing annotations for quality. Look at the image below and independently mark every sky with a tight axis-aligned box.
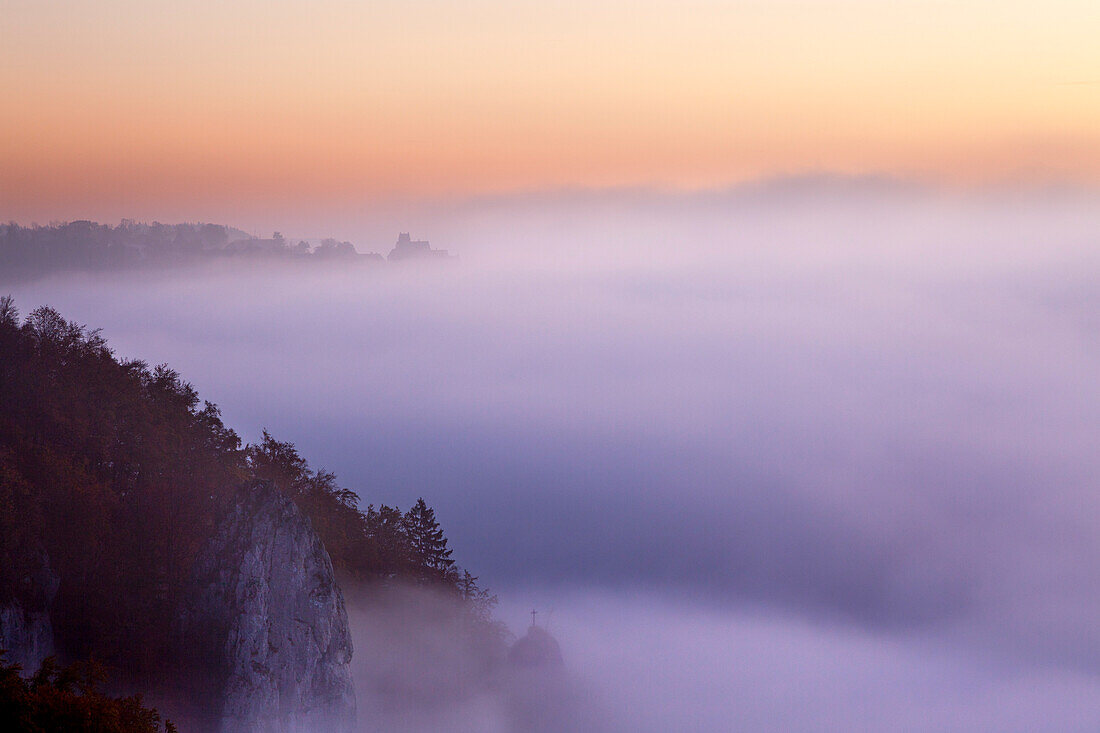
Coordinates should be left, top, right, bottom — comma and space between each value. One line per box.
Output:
3, 0, 1100, 226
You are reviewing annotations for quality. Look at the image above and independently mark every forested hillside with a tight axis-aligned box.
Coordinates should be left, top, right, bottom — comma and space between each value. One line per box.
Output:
0, 296, 494, 684
0, 221, 373, 282
0, 656, 175, 732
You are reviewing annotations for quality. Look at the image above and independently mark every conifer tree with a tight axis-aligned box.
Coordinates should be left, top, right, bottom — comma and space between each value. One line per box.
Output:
403, 498, 454, 582
363, 504, 410, 578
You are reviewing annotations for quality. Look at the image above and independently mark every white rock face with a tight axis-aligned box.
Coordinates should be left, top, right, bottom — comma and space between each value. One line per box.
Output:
186, 482, 355, 733
0, 602, 54, 674
0, 554, 57, 676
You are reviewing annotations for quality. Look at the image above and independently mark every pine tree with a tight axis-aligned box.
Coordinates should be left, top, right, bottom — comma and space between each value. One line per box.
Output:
403, 498, 454, 583
363, 504, 410, 578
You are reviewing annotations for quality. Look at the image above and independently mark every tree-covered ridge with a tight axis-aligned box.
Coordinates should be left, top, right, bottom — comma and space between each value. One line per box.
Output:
0, 220, 374, 281
0, 297, 494, 680
244, 430, 496, 612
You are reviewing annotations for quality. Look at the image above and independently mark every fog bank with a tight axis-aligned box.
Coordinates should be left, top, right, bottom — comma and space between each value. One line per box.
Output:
7, 185, 1100, 727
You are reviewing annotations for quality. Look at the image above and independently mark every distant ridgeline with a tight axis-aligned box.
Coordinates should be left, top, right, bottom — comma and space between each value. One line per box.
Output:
0, 298, 499, 731
0, 220, 454, 281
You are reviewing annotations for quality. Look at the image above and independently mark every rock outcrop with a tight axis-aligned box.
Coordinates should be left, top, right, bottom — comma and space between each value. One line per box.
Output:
0, 552, 58, 675
508, 625, 563, 669
183, 482, 355, 733
505, 625, 605, 731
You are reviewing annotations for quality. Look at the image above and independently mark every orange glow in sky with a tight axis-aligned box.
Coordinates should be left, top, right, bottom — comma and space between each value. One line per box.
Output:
2, 0, 1099, 218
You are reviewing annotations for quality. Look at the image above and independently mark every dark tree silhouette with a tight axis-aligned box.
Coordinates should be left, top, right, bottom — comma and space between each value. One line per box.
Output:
0, 220, 375, 283
0, 654, 175, 732
404, 498, 455, 583
363, 504, 411, 579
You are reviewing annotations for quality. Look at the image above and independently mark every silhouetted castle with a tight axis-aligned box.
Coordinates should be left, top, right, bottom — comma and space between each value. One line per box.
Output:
387, 233, 451, 262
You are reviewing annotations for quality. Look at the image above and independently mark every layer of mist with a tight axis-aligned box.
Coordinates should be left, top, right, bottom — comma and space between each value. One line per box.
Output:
7, 183, 1100, 729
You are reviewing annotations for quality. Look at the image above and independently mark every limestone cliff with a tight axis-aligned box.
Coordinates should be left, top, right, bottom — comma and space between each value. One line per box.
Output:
183, 481, 355, 733
0, 553, 57, 675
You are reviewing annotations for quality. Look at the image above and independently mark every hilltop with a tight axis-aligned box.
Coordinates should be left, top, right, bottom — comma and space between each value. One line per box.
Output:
0, 221, 455, 282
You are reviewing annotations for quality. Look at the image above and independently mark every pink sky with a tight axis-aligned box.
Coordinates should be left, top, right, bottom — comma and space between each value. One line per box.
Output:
3, 0, 1099, 222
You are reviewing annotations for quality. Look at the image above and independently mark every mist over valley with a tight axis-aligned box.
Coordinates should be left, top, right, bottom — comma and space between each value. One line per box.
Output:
5, 185, 1100, 729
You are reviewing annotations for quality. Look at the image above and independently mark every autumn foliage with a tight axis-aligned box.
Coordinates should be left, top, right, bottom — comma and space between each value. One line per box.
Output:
0, 297, 493, 685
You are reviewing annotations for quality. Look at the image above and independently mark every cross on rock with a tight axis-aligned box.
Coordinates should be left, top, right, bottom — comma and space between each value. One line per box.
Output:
530, 609, 538, 627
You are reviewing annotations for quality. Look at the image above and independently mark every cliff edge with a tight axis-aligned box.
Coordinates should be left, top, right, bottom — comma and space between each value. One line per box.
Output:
183, 481, 355, 733
0, 552, 57, 675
